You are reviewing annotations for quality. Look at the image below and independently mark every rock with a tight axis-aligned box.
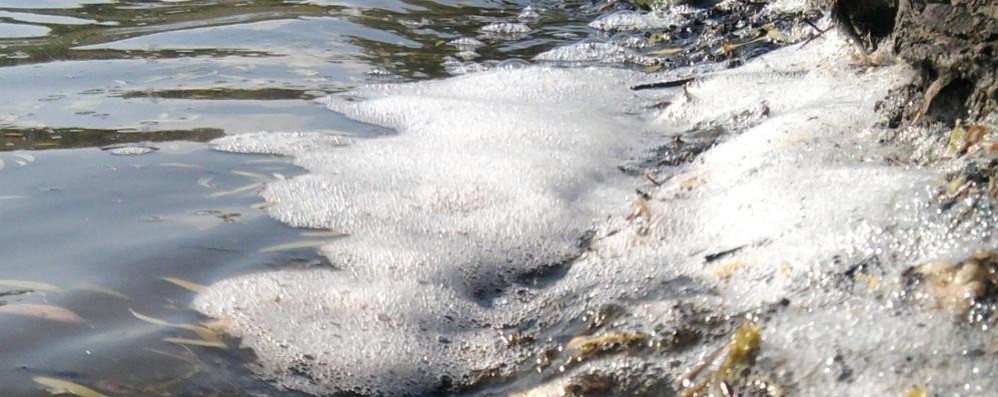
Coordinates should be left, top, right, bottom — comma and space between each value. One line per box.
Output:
832, 0, 998, 122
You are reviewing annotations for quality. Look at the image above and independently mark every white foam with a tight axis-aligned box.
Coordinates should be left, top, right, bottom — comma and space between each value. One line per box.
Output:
195, 66, 651, 394
589, 9, 688, 32
479, 22, 530, 34
534, 41, 657, 65
196, 30, 997, 396
212, 131, 349, 156
448, 37, 484, 48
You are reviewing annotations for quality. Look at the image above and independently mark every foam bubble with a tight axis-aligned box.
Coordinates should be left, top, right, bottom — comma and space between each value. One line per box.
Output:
534, 41, 657, 65
479, 22, 530, 35
588, 9, 687, 32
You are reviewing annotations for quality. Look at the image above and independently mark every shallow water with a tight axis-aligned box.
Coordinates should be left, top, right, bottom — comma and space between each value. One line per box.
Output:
11, 1, 985, 397
0, 0, 600, 394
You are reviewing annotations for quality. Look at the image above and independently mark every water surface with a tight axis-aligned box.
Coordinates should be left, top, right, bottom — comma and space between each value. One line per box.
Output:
0, 0, 600, 394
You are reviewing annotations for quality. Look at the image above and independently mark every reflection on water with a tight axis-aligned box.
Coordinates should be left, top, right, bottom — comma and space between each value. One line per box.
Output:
0, 0, 594, 146
0, 143, 324, 395
0, 0, 599, 394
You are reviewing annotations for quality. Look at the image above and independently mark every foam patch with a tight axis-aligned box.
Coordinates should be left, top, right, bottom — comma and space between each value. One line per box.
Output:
198, 30, 997, 396
197, 66, 652, 394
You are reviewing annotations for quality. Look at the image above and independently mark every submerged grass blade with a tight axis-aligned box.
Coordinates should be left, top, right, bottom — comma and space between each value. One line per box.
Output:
160, 277, 207, 293
649, 47, 682, 55
0, 304, 83, 323
33, 376, 107, 397
73, 283, 129, 300
209, 182, 263, 198
259, 239, 335, 253
231, 169, 270, 180
251, 201, 275, 209
163, 337, 227, 348
128, 308, 225, 345
0, 279, 62, 292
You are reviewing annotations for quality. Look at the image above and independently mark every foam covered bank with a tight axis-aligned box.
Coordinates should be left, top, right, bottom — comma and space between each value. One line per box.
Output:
194, 2, 997, 396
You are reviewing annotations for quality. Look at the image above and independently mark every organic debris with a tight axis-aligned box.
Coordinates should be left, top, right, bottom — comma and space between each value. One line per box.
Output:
161, 277, 208, 293
908, 251, 997, 314
258, 239, 338, 253
129, 308, 227, 349
677, 322, 781, 397
565, 331, 649, 364
33, 376, 107, 397
0, 279, 62, 293
904, 385, 929, 397
708, 260, 747, 280
598, 1, 821, 72
943, 122, 989, 159
0, 303, 83, 323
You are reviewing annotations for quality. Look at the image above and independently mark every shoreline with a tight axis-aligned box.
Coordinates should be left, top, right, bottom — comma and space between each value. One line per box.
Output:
194, 2, 996, 396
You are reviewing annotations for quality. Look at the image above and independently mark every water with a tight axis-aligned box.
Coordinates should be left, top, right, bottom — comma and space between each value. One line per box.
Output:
0, 0, 599, 394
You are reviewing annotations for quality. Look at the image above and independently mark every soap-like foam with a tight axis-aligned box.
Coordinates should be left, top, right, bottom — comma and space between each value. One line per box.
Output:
197, 66, 652, 394
588, 9, 688, 32
197, 29, 997, 396
534, 41, 656, 65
